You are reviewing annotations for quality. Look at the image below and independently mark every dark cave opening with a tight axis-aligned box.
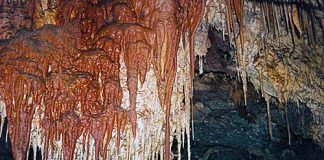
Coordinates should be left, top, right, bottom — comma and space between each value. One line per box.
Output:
190, 72, 324, 160
0, 118, 42, 160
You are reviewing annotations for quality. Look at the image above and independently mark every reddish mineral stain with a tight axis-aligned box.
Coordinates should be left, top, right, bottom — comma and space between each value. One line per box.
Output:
0, 0, 205, 159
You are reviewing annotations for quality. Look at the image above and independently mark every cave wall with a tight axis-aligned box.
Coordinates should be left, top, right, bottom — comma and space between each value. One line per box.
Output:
201, 0, 324, 146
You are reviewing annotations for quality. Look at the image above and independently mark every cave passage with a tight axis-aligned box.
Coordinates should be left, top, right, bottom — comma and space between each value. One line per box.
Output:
1, 0, 324, 160
188, 29, 324, 160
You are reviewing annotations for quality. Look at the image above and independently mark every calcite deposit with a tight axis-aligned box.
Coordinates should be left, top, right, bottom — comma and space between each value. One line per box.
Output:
204, 0, 324, 145
0, 0, 204, 159
0, 0, 323, 159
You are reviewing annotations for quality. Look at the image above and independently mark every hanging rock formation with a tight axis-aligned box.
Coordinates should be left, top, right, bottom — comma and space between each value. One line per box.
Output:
0, 0, 204, 159
201, 0, 324, 146
0, 0, 324, 159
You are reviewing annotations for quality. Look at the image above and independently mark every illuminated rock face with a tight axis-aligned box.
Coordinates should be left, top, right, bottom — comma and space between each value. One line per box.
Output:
0, 0, 324, 159
0, 0, 204, 159
205, 0, 324, 145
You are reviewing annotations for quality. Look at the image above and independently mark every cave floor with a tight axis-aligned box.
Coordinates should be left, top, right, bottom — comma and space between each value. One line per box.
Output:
190, 73, 324, 160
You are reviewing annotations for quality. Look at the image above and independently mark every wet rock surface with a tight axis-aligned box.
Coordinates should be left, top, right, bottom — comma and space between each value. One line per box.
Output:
191, 73, 324, 160
0, 72, 323, 160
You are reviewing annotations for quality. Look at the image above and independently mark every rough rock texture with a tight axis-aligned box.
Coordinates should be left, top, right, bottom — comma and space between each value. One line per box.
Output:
242, 1, 324, 145
197, 0, 324, 146
0, 0, 324, 159
0, 0, 204, 159
192, 72, 324, 160
0, 0, 35, 40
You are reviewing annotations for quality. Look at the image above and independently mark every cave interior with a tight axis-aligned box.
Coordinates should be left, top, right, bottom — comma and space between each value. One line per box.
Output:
0, 0, 324, 159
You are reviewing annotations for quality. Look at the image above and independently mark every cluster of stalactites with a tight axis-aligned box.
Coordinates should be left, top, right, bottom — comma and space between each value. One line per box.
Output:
202, 0, 323, 142
258, 0, 322, 49
0, 22, 125, 159
204, 0, 323, 105
252, 0, 324, 140
0, 0, 205, 159
201, 0, 247, 103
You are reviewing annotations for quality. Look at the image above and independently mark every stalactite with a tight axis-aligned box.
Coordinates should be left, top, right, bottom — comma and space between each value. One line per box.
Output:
219, 0, 225, 41
283, 4, 290, 33
264, 94, 273, 140
0, 101, 6, 138
308, 8, 317, 46
224, 0, 232, 47
292, 4, 302, 34
220, 0, 247, 105
207, 1, 323, 144
284, 105, 291, 146
194, 30, 210, 75
288, 5, 296, 48
274, 4, 280, 36
1, 0, 324, 159
261, 2, 267, 34
0, 0, 205, 159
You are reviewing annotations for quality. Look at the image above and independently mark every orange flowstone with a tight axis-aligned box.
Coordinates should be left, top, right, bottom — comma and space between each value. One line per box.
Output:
0, 0, 205, 159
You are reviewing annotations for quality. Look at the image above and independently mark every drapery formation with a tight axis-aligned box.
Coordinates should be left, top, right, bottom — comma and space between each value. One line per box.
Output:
0, 0, 324, 159
0, 0, 204, 159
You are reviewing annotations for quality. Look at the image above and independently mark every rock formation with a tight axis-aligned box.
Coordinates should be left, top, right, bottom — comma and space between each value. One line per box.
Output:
0, 0, 323, 159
